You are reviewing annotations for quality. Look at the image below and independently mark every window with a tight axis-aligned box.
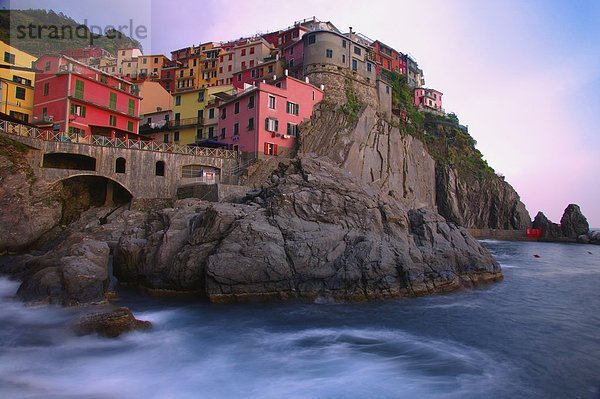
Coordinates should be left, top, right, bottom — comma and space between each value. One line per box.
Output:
208, 126, 215, 138
166, 71, 171, 78
342, 40, 347, 48
237, 73, 242, 82
163, 133, 169, 143
13, 75, 31, 86
74, 80, 84, 99
386, 86, 390, 94
326, 49, 333, 58
290, 47, 294, 55
174, 131, 180, 142
248, 95, 255, 109
307, 35, 316, 45
127, 121, 133, 131
352, 59, 358, 71
268, 65, 273, 73
219, 67, 223, 73
109, 115, 117, 126
198, 91, 205, 102
128, 99, 135, 116
155, 161, 165, 176
287, 123, 298, 137
286, 101, 299, 115
342, 54, 346, 64
209, 108, 215, 119
241, 49, 246, 56
367, 63, 372, 73
189, 69, 194, 76
142, 58, 147, 64
175, 95, 181, 106
233, 123, 239, 135
248, 117, 254, 130
109, 92, 117, 109
15, 87, 25, 100
229, 54, 233, 61
234, 101, 239, 114
265, 118, 278, 132
264, 142, 277, 156
289, 59, 294, 67
44, 60, 51, 71
154, 57, 159, 63
70, 104, 86, 117
221, 107, 227, 119
221, 127, 226, 138
42, 107, 47, 119
197, 109, 204, 120
115, 157, 126, 174
197, 128, 203, 140
181, 165, 205, 178
354, 47, 362, 56
250, 47, 255, 55
4, 52, 15, 64
268, 95, 276, 109
241, 61, 246, 69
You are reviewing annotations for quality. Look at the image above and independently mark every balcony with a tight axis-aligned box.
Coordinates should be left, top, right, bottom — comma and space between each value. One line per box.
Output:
68, 88, 138, 118
167, 117, 203, 128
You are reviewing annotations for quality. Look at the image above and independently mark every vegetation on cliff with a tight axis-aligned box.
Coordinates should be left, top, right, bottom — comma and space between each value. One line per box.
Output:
0, 9, 142, 56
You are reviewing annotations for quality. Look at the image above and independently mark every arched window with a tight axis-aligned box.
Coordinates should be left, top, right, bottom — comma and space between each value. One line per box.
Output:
155, 161, 165, 176
115, 157, 126, 173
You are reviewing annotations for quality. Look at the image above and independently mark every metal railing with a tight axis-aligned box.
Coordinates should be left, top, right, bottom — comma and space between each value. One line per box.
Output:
0, 119, 238, 159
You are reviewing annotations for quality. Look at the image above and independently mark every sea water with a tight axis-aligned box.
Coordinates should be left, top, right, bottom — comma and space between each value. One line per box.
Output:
0, 241, 598, 399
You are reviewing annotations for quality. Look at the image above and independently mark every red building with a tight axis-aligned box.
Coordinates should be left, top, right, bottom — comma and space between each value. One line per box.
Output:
372, 40, 405, 76
159, 59, 180, 93
60, 47, 113, 66
32, 55, 141, 139
217, 75, 323, 159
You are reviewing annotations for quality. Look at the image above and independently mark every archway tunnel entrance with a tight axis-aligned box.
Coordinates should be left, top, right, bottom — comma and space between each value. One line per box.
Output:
43, 153, 96, 171
55, 176, 133, 225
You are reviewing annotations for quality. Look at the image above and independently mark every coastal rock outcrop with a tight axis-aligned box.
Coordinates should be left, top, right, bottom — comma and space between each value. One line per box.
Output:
0, 136, 62, 253
114, 156, 502, 302
16, 239, 110, 305
560, 204, 589, 239
532, 212, 561, 239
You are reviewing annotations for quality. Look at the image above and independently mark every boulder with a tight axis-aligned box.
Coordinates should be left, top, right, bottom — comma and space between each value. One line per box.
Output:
17, 239, 110, 305
532, 211, 561, 239
560, 204, 589, 238
72, 307, 151, 338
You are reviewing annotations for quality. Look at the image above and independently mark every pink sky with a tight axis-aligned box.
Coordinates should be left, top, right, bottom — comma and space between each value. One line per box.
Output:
15, 0, 600, 226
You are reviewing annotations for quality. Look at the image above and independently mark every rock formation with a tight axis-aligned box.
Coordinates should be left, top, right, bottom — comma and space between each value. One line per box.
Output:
532, 211, 561, 239
560, 204, 589, 238
72, 307, 152, 338
114, 156, 502, 302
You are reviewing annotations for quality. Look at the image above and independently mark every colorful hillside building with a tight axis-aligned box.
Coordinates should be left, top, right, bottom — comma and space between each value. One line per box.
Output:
414, 87, 443, 115
0, 40, 37, 123
217, 75, 323, 159
32, 55, 141, 139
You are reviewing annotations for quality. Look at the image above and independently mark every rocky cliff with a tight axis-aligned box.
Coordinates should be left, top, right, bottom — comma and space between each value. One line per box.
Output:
114, 156, 501, 302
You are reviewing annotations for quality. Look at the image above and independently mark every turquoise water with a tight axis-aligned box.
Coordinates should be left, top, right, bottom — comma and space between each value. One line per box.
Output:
0, 241, 599, 398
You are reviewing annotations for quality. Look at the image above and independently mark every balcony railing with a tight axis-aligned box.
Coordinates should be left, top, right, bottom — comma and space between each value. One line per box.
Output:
68, 88, 138, 117
0, 119, 238, 159
167, 117, 203, 128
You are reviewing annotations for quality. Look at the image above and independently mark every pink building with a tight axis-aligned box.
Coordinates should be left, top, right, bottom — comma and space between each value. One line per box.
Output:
414, 88, 443, 115
33, 55, 140, 139
232, 59, 283, 90
217, 76, 323, 158
281, 40, 304, 79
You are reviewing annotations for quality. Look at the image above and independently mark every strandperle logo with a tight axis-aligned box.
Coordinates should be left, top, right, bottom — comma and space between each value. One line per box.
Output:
14, 19, 148, 45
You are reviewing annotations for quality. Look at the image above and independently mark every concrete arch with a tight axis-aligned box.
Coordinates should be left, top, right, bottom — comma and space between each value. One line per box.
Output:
46, 172, 134, 198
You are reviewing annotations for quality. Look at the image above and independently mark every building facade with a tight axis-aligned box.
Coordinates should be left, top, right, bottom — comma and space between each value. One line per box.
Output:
33, 55, 141, 139
217, 76, 323, 158
0, 40, 37, 123
138, 55, 169, 80
414, 87, 443, 114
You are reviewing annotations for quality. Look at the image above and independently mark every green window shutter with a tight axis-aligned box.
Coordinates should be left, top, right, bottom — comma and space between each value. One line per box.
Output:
265, 118, 269, 130
109, 92, 117, 109
128, 99, 135, 115
70, 103, 75, 114
127, 121, 133, 131
74, 80, 84, 98
274, 120, 279, 132
81, 106, 86, 117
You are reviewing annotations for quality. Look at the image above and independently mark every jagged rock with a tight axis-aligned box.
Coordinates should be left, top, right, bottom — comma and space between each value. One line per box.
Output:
560, 204, 589, 239
114, 156, 501, 302
72, 307, 151, 338
532, 211, 561, 239
17, 239, 110, 306
436, 165, 531, 230
589, 231, 600, 245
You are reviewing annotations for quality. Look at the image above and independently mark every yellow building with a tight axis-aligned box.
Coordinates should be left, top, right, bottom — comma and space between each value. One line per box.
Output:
170, 85, 233, 145
198, 43, 221, 88
138, 55, 169, 80
0, 40, 36, 123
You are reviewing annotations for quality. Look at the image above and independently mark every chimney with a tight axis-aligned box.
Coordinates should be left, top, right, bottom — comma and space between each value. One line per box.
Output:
349, 27, 353, 34
320, 84, 325, 90
285, 69, 288, 76
273, 75, 277, 80
305, 77, 310, 83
